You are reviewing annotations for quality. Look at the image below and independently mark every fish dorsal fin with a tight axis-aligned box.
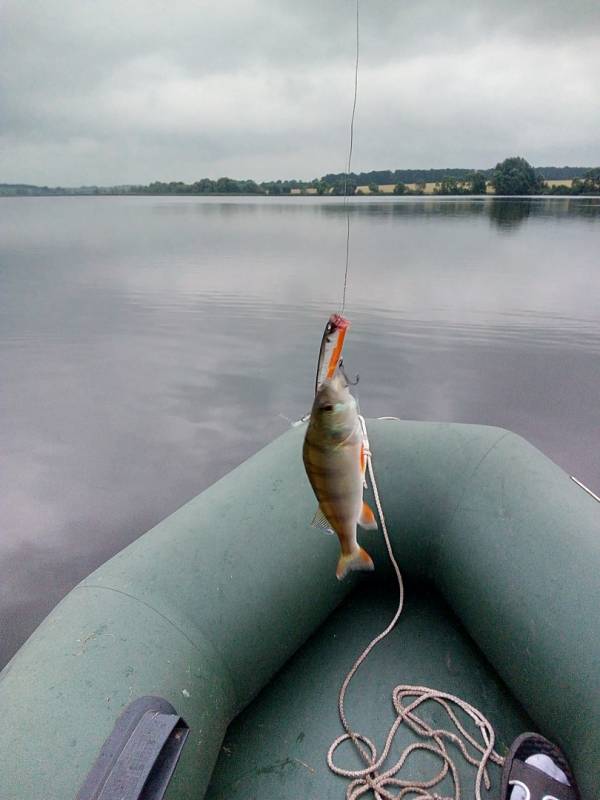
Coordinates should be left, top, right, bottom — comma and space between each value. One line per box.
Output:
311, 506, 335, 535
358, 501, 378, 530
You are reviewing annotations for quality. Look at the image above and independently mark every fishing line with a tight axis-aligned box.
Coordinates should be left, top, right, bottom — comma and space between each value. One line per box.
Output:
340, 0, 360, 316
326, 5, 505, 796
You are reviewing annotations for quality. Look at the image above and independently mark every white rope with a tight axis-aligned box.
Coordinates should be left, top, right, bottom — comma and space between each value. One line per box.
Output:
327, 416, 505, 800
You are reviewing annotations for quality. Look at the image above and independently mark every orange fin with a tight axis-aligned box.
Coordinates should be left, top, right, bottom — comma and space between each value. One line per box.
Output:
336, 546, 374, 581
358, 501, 378, 530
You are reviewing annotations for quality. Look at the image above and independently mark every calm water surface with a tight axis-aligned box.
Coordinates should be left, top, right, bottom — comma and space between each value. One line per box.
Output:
1, 195, 599, 666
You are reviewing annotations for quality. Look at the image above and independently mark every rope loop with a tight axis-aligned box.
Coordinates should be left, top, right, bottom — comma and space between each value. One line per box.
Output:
327, 416, 505, 800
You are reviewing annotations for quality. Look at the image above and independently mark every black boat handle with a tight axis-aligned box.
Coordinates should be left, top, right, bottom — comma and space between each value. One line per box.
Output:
76, 696, 190, 800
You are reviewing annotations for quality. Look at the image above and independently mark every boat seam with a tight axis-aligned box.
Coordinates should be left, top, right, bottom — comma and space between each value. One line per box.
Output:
73, 583, 239, 708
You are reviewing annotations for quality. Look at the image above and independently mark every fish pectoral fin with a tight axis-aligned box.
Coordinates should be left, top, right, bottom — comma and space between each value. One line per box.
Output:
311, 506, 335, 535
336, 546, 374, 580
358, 501, 378, 530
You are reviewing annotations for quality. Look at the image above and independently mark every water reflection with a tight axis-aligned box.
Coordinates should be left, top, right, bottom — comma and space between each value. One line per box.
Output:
488, 199, 532, 230
0, 195, 599, 667
135, 194, 600, 228
317, 195, 600, 227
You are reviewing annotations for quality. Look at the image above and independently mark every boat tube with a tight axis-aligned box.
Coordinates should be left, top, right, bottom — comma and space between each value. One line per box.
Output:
1, 420, 599, 799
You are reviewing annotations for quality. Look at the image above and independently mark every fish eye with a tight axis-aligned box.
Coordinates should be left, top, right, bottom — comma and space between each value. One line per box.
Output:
322, 404, 334, 412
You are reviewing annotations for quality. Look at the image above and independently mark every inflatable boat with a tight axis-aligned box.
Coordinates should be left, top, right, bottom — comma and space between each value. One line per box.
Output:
1, 420, 599, 799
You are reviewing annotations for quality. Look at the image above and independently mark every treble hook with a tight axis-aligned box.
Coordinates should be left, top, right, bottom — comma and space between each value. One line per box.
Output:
339, 358, 359, 387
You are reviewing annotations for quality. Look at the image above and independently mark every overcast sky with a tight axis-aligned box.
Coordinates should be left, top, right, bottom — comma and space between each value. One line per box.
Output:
2, 0, 600, 185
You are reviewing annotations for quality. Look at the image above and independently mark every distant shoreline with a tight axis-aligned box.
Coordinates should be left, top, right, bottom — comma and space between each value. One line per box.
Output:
1, 162, 596, 199
2, 191, 599, 199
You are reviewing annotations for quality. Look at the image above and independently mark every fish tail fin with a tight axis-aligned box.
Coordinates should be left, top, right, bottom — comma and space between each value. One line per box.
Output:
336, 546, 374, 581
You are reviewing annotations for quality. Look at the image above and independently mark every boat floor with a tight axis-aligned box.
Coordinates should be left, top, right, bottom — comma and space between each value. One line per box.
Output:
205, 579, 532, 799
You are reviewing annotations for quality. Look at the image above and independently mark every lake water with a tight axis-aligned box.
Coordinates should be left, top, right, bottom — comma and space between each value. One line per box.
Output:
1, 195, 599, 667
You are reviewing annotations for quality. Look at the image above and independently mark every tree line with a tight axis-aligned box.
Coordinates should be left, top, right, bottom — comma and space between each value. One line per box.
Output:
368, 172, 488, 196
373, 159, 600, 196
1, 159, 598, 197
490, 158, 600, 196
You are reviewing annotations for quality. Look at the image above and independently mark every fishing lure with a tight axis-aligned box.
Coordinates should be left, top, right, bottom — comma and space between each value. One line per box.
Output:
314, 313, 351, 395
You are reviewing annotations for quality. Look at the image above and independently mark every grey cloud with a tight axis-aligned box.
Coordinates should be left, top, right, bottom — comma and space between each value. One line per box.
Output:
1, 1, 599, 184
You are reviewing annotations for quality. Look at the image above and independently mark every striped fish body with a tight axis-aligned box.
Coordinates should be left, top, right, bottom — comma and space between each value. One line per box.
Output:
303, 373, 377, 579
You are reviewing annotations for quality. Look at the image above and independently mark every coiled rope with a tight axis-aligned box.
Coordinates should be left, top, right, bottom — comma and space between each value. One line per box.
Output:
326, 416, 505, 800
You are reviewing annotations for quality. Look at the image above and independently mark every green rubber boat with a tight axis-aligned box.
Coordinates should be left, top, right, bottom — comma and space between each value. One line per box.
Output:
1, 420, 599, 799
